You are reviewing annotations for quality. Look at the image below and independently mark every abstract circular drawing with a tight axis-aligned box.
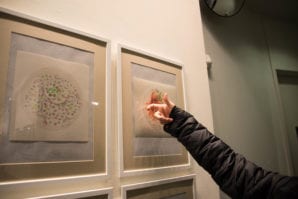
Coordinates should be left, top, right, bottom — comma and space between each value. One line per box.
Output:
23, 68, 81, 130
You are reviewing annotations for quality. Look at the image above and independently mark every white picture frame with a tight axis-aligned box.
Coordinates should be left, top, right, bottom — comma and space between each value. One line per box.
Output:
0, 6, 112, 196
121, 175, 196, 199
117, 44, 190, 177
30, 187, 113, 199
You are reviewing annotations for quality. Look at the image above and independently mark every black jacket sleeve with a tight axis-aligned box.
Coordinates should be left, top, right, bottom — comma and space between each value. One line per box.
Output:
164, 106, 298, 199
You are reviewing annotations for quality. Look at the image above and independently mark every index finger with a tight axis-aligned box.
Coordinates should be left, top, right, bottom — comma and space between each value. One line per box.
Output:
146, 103, 164, 111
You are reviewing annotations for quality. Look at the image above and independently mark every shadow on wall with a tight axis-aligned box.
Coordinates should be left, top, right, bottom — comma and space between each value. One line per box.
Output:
199, 0, 298, 67
199, 2, 272, 199
198, 0, 298, 178
198, 0, 289, 174
199, 0, 267, 65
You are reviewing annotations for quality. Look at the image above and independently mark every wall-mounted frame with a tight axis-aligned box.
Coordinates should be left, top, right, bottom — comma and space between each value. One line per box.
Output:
31, 187, 113, 199
121, 175, 196, 199
118, 45, 189, 176
0, 8, 111, 183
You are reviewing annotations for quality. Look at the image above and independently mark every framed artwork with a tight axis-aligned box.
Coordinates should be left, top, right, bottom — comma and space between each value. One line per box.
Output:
121, 175, 196, 199
118, 45, 189, 175
33, 187, 113, 199
0, 8, 110, 183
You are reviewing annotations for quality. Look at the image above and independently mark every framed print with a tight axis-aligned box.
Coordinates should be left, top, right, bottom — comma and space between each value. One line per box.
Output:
118, 45, 189, 175
33, 187, 113, 199
0, 8, 110, 182
122, 175, 196, 199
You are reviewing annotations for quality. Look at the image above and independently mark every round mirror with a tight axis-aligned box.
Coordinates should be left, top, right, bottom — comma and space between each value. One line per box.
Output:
204, 0, 246, 17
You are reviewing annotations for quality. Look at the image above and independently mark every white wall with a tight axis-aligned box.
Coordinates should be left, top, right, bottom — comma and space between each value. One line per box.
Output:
0, 0, 219, 198
200, 0, 298, 184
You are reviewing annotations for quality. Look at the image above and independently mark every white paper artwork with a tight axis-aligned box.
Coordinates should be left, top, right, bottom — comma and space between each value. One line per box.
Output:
131, 63, 182, 156
9, 51, 89, 142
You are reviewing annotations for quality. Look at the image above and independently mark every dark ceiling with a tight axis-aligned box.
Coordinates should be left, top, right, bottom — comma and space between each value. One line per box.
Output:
246, 0, 298, 22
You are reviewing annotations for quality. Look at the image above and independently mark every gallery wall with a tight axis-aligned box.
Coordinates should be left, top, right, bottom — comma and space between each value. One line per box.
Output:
200, 2, 298, 198
264, 18, 298, 175
0, 0, 219, 198
200, 3, 298, 198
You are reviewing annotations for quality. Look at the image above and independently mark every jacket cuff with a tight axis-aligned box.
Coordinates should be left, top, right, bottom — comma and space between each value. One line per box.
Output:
163, 106, 185, 137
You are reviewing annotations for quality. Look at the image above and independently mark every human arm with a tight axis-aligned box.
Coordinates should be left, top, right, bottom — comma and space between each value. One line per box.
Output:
147, 95, 298, 199
164, 106, 291, 198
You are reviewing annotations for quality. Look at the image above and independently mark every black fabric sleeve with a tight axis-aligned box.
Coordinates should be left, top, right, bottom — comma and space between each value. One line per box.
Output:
164, 106, 298, 199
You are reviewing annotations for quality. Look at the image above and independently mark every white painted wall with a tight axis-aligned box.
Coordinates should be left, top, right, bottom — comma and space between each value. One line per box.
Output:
200, 1, 298, 198
0, 0, 219, 198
